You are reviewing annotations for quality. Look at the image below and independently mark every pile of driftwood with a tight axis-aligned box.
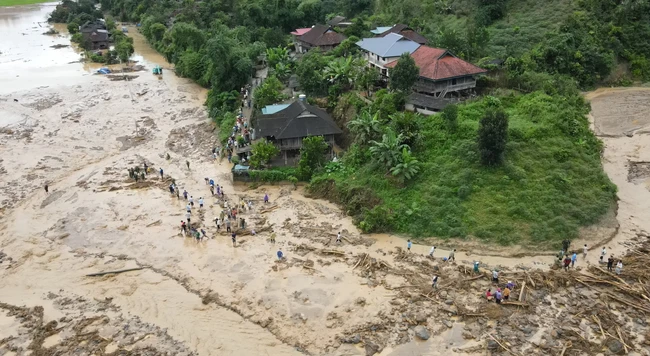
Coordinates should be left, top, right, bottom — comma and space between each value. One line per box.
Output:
353, 253, 391, 272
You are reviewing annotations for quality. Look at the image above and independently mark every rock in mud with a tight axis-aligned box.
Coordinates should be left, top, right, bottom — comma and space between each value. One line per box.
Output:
487, 340, 498, 350
364, 341, 381, 356
607, 339, 624, 354
413, 325, 430, 340
342, 334, 361, 344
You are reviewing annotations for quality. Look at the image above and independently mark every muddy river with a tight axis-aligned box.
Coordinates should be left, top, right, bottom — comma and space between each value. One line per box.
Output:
1, 3, 650, 356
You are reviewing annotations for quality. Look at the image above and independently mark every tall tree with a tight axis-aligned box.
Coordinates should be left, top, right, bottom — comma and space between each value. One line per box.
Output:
254, 76, 285, 109
389, 53, 419, 93
477, 108, 509, 166
298, 136, 329, 180
369, 129, 408, 170
249, 139, 280, 168
348, 110, 382, 145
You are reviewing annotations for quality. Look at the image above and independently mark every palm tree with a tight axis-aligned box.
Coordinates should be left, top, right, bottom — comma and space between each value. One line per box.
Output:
369, 129, 408, 170
390, 148, 421, 183
348, 110, 382, 145
266, 46, 289, 68
323, 56, 355, 89
272, 62, 292, 81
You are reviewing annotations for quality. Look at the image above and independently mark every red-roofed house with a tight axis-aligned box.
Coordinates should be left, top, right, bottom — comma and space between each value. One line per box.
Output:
291, 27, 313, 53
385, 45, 486, 99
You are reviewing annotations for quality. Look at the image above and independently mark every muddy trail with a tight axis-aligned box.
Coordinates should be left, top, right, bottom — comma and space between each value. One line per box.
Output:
2, 4, 650, 356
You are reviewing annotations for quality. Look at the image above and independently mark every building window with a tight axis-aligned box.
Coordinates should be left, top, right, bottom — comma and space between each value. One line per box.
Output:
452, 78, 457, 85
382, 57, 386, 61
376, 55, 380, 61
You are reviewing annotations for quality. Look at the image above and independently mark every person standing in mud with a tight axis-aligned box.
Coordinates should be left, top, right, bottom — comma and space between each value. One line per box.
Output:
143, 162, 148, 175
186, 160, 190, 170
199, 197, 204, 208
215, 217, 221, 231
169, 184, 175, 195
583, 244, 588, 259
44, 184, 49, 194
225, 218, 231, 232
186, 203, 191, 213
264, 193, 269, 204
600, 246, 607, 262
563, 255, 571, 271
185, 211, 191, 226
492, 269, 499, 284
606, 256, 613, 271
210, 185, 214, 196
473, 261, 480, 274
615, 260, 623, 275
159, 168, 164, 179
183, 189, 188, 200
448, 249, 456, 261
562, 239, 570, 253
336, 232, 342, 244
571, 252, 577, 268
231, 232, 237, 247
140, 172, 145, 181
277, 248, 283, 260
431, 275, 439, 289
189, 196, 194, 207
428, 246, 435, 258
180, 221, 187, 236
176, 188, 180, 199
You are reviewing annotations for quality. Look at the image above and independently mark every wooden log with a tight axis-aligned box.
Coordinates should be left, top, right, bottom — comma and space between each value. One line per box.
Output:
518, 282, 526, 302
86, 267, 146, 277
592, 315, 606, 339
616, 326, 630, 353
321, 249, 346, 255
463, 274, 485, 282
501, 301, 529, 307
487, 334, 520, 356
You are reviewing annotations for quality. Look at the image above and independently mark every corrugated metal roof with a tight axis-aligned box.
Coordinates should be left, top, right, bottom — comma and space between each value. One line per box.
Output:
370, 26, 392, 34
356, 33, 420, 58
261, 104, 290, 115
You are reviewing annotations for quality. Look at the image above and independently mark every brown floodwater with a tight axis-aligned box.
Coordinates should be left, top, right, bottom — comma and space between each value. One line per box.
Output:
0, 3, 177, 97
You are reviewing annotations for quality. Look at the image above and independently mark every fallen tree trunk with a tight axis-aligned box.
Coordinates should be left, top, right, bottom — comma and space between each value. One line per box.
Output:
86, 267, 146, 277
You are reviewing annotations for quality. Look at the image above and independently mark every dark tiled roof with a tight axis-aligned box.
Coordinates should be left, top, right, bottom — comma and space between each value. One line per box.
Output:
80, 20, 106, 33
327, 16, 346, 26
257, 101, 342, 140
299, 24, 346, 46
378, 24, 428, 44
407, 93, 452, 110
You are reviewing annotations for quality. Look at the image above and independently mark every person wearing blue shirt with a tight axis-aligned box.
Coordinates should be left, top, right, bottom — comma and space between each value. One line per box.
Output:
277, 249, 283, 260
571, 252, 577, 268
407, 239, 412, 251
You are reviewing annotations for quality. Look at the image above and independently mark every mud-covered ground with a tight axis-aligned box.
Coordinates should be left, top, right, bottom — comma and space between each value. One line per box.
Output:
2, 4, 650, 355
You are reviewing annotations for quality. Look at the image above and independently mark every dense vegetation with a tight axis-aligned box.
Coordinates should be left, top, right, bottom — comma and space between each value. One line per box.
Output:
311, 92, 616, 245
70, 0, 649, 245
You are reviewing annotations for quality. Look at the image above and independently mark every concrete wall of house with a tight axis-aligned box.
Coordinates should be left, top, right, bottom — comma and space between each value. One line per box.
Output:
363, 51, 399, 70
414, 76, 477, 95
406, 103, 438, 116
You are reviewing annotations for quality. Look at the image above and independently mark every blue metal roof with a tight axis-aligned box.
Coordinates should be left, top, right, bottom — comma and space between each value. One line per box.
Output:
370, 26, 392, 34
261, 104, 290, 115
356, 33, 420, 58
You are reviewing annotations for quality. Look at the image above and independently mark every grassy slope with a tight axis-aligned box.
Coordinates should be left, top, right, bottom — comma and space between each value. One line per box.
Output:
488, 0, 578, 57
317, 93, 616, 245
0, 0, 55, 6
